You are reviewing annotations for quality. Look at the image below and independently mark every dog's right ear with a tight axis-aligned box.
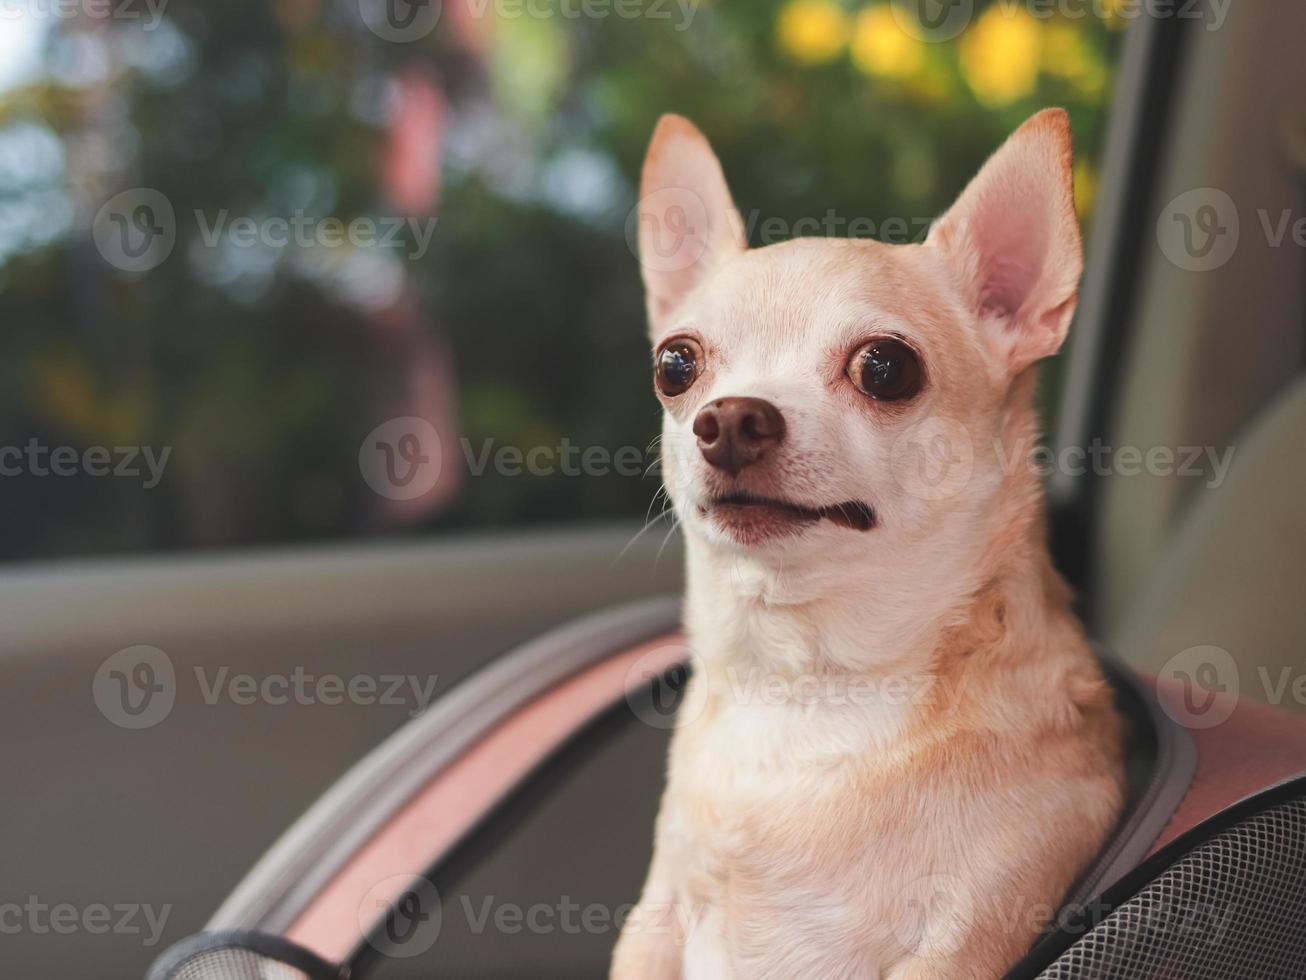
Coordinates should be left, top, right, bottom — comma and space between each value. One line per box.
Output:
637, 114, 745, 328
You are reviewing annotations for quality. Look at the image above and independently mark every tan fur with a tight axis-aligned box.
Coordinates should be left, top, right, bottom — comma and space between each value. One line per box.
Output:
613, 111, 1126, 980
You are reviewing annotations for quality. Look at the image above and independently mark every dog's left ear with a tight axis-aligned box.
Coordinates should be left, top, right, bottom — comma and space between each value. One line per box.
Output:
928, 109, 1083, 376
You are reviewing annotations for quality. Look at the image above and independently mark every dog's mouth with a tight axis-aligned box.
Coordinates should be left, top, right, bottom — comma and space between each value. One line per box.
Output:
699, 491, 876, 539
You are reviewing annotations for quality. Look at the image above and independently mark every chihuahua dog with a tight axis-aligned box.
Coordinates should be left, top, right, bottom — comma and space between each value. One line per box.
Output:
611, 111, 1126, 979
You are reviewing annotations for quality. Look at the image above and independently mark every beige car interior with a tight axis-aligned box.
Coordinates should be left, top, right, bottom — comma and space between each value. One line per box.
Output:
1087, 2, 1306, 704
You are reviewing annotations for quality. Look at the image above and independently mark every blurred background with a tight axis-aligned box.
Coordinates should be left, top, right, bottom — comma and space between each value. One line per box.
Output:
0, 0, 1124, 560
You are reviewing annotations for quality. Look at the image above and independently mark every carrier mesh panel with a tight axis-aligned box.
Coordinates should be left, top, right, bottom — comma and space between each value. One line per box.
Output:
1035, 796, 1306, 979
147, 934, 339, 980
155, 946, 311, 980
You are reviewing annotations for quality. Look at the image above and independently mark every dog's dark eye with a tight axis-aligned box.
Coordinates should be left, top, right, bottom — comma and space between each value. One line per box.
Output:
654, 338, 703, 396
847, 338, 923, 402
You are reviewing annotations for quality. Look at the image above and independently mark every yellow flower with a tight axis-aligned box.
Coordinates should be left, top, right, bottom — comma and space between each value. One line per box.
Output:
959, 7, 1041, 107
1042, 22, 1085, 75
1042, 21, 1107, 98
851, 5, 925, 79
777, 0, 850, 65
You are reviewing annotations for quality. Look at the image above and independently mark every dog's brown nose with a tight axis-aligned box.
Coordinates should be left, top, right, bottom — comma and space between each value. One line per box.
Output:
693, 397, 785, 475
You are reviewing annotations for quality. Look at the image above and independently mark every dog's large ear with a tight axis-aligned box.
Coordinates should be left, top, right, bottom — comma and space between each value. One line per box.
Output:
928, 109, 1083, 376
637, 114, 745, 328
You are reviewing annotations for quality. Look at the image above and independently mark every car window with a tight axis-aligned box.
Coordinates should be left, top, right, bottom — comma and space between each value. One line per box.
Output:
0, 0, 1126, 561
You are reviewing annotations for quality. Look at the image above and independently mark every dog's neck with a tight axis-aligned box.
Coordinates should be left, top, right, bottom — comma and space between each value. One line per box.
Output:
683, 542, 984, 680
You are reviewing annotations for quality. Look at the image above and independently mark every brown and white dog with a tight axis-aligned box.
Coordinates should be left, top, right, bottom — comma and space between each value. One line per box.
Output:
611, 111, 1126, 979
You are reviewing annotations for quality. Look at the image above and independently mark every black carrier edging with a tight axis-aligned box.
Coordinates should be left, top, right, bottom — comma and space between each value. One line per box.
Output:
1048, 2, 1196, 611
1053, 650, 1196, 910
1004, 774, 1306, 979
145, 930, 345, 980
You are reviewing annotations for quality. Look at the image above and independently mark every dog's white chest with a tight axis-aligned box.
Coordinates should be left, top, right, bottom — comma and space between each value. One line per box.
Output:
662, 686, 919, 978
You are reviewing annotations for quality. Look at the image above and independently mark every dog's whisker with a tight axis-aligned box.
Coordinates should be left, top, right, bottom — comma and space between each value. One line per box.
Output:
614, 504, 677, 567
653, 512, 682, 570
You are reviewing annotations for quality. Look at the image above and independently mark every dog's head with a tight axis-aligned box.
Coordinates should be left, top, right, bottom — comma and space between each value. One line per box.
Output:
638, 111, 1082, 577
